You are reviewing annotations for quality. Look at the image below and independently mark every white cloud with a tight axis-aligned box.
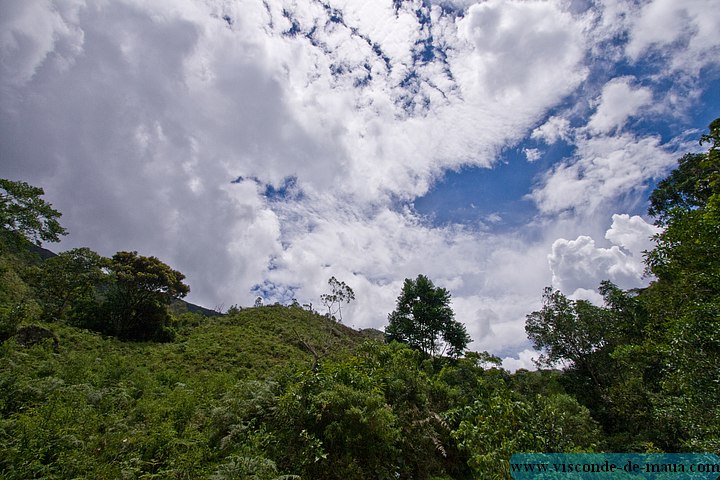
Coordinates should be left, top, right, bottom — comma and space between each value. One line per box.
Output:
457, 0, 588, 106
625, 0, 720, 74
532, 115, 572, 144
529, 134, 678, 215
587, 77, 653, 134
0, 0, 85, 87
569, 288, 605, 305
548, 214, 659, 294
502, 348, 539, 372
549, 235, 634, 292
524, 148, 541, 162
605, 213, 661, 256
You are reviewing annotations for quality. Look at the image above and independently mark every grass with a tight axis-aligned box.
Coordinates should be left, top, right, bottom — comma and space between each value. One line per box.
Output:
0, 305, 379, 479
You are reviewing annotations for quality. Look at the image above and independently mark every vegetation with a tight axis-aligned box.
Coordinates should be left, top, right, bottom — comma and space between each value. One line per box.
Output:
319, 276, 355, 323
526, 118, 720, 452
0, 179, 67, 246
0, 118, 718, 478
386, 274, 470, 359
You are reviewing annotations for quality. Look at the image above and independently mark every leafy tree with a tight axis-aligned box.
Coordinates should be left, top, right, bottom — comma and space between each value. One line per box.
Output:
451, 389, 541, 480
386, 274, 469, 359
98, 251, 190, 341
523, 118, 720, 451
531, 393, 603, 452
525, 288, 611, 378
0, 245, 38, 340
357, 341, 468, 479
524, 285, 644, 444
640, 117, 720, 451
319, 276, 355, 323
451, 385, 602, 479
34, 247, 109, 322
0, 179, 67, 246
648, 118, 720, 225
0, 179, 62, 339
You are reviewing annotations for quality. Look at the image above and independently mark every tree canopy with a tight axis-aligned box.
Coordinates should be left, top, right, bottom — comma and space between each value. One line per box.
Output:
34, 247, 109, 322
525, 117, 720, 451
102, 251, 190, 341
386, 274, 470, 359
648, 117, 720, 225
0, 179, 67, 246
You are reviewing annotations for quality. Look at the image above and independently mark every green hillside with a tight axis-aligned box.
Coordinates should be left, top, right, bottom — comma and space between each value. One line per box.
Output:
0, 307, 382, 479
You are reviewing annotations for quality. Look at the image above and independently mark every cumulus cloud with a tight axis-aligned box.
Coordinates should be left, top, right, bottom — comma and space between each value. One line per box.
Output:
549, 235, 638, 292
587, 77, 653, 134
548, 214, 659, 294
625, 0, 720, 74
528, 133, 678, 215
457, 0, 588, 107
502, 349, 539, 372
531, 115, 572, 144
605, 213, 661, 256
568, 288, 605, 305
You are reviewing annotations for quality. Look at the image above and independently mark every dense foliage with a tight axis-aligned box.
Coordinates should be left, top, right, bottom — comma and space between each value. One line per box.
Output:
386, 274, 470, 359
0, 179, 67, 246
0, 118, 717, 478
526, 118, 720, 452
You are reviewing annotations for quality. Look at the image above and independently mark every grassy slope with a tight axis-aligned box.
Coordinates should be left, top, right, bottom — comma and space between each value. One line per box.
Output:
0, 306, 378, 478
173, 305, 376, 375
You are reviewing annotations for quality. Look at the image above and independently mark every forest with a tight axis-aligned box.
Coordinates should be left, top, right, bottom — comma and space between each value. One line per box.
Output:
0, 118, 718, 479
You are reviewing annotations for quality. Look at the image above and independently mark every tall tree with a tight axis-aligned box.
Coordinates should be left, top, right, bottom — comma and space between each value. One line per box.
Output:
319, 276, 355, 323
102, 251, 190, 341
0, 179, 66, 246
524, 118, 720, 451
648, 118, 720, 225
525, 288, 611, 379
386, 274, 469, 359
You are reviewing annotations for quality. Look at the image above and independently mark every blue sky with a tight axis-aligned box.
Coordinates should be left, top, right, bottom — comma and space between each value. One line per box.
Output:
1, 0, 719, 369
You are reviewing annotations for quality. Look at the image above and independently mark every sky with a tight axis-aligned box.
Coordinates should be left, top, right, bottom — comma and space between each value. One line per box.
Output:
1, 0, 719, 370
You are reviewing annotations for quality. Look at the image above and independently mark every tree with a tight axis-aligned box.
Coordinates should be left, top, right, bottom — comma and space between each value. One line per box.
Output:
34, 247, 109, 322
0, 179, 67, 246
386, 274, 470, 359
524, 286, 634, 441
648, 118, 720, 225
522, 118, 720, 451
319, 276, 355, 323
525, 288, 611, 374
640, 117, 720, 451
276, 359, 400, 480
102, 251, 190, 341
0, 178, 65, 339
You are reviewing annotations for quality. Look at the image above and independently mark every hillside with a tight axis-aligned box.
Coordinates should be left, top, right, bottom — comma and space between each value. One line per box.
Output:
0, 307, 382, 479
169, 305, 380, 375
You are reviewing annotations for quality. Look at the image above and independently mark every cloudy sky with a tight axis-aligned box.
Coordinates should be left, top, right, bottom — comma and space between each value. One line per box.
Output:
2, 0, 719, 369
